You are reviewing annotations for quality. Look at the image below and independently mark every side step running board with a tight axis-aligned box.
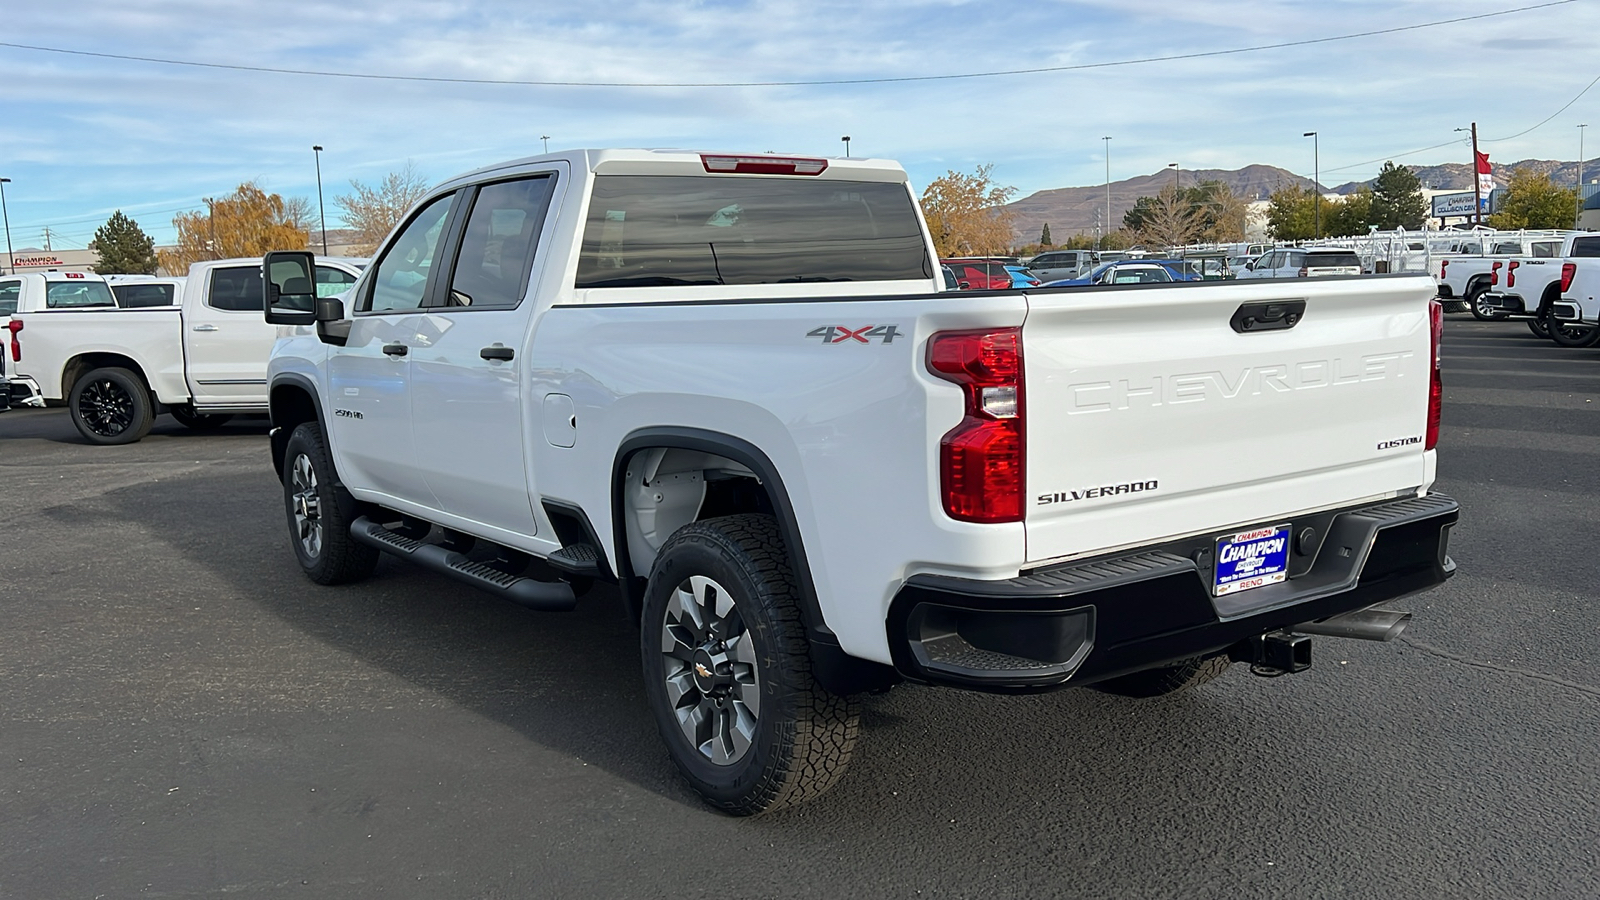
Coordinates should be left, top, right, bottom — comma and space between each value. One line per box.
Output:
547, 543, 603, 577
350, 516, 576, 612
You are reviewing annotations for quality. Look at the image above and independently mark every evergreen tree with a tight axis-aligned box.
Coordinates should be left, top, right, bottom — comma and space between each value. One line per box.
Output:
90, 210, 158, 275
1369, 162, 1427, 230
1039, 223, 1052, 247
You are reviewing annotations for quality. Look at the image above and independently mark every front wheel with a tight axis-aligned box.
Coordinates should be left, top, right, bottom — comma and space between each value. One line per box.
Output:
641, 514, 859, 816
282, 422, 379, 585
68, 367, 154, 445
170, 404, 234, 430
1548, 319, 1600, 348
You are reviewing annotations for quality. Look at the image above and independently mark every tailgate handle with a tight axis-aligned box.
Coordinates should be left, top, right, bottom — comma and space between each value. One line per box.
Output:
1231, 300, 1306, 333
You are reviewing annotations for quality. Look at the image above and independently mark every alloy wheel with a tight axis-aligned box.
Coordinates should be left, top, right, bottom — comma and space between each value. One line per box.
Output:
659, 575, 761, 765
289, 452, 323, 559
79, 378, 134, 436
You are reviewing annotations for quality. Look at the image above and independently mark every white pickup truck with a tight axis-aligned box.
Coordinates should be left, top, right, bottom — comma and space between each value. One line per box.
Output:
9, 257, 363, 442
1434, 233, 1573, 322
1549, 257, 1600, 344
261, 148, 1459, 815
2, 271, 120, 408
1479, 233, 1600, 343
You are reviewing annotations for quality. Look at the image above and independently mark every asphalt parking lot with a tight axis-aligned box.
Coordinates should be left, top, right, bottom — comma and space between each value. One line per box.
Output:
2, 317, 1597, 899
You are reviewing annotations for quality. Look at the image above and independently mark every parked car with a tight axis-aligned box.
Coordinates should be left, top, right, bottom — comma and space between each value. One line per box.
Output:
1046, 261, 1175, 286
1147, 259, 1202, 282
941, 259, 1012, 290
1005, 265, 1042, 288
942, 265, 962, 290
1236, 248, 1361, 280
259, 147, 1457, 817
1027, 250, 1097, 282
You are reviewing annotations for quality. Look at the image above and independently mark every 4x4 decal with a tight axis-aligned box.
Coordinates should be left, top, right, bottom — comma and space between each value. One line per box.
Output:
807, 325, 902, 344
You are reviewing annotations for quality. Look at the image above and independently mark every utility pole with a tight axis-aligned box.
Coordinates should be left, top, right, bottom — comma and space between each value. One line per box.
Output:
312, 145, 328, 255
1102, 136, 1112, 244
42, 227, 52, 252
0, 177, 13, 275
1579, 124, 1588, 227
1471, 122, 1483, 227
1304, 131, 1319, 239
205, 198, 218, 259
841, 136, 851, 158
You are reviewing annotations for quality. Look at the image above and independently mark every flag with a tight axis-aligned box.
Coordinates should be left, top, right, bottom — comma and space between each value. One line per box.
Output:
1476, 151, 1494, 204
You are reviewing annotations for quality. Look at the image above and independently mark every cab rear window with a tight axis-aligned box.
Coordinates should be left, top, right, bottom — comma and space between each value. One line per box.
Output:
46, 280, 116, 308
576, 176, 931, 288
112, 283, 176, 307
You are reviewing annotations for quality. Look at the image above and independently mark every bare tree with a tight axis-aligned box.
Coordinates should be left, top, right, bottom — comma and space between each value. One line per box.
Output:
335, 162, 433, 254
1137, 185, 1200, 251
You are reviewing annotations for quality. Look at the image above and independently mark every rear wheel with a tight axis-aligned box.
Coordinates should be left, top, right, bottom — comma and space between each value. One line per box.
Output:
641, 514, 858, 815
68, 367, 154, 445
282, 422, 379, 585
1092, 653, 1233, 698
169, 404, 234, 430
1548, 318, 1600, 348
1467, 284, 1502, 321
1527, 316, 1551, 338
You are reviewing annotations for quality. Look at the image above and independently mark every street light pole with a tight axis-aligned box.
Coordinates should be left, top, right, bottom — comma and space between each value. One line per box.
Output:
1303, 131, 1319, 239
0, 178, 13, 275
541, 135, 551, 154
1102, 136, 1112, 248
312, 145, 328, 255
841, 136, 851, 158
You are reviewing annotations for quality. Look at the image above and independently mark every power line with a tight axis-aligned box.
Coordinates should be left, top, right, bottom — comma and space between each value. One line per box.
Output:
1482, 71, 1600, 141
0, 0, 1576, 88
11, 203, 204, 233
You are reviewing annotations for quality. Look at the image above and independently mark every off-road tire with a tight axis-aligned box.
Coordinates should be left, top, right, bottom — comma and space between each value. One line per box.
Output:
282, 422, 379, 585
1092, 653, 1233, 698
641, 514, 859, 816
170, 404, 234, 430
68, 366, 155, 445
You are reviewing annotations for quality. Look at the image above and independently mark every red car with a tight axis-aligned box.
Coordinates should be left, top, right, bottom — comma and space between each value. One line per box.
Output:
941, 258, 1013, 290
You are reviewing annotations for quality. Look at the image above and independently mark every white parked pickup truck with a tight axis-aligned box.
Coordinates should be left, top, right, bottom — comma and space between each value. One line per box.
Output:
1434, 233, 1576, 321
1479, 233, 1600, 341
261, 149, 1460, 815
2, 271, 120, 408
9, 257, 363, 442
1548, 257, 1600, 344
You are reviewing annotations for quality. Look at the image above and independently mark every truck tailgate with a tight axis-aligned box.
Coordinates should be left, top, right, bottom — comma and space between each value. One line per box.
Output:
1023, 275, 1436, 565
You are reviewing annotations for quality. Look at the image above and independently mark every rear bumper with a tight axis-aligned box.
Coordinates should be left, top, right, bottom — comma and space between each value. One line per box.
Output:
7, 378, 44, 408
887, 493, 1459, 693
1551, 299, 1590, 323
1484, 293, 1529, 314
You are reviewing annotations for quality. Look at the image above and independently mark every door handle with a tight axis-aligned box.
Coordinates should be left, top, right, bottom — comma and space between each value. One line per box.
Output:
192, 324, 219, 332
479, 346, 515, 361
382, 343, 409, 357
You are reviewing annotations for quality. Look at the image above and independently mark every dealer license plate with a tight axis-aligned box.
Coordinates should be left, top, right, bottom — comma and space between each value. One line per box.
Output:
1213, 524, 1291, 596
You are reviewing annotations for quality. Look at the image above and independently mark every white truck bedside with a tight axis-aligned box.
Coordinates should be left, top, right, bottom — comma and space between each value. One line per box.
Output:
260, 148, 1460, 815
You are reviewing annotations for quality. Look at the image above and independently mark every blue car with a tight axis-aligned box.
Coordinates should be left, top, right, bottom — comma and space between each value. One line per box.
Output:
1146, 259, 1203, 281
1043, 260, 1175, 287
1005, 265, 1042, 288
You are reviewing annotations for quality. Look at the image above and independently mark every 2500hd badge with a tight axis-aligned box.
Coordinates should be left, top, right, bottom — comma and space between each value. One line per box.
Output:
1038, 479, 1159, 505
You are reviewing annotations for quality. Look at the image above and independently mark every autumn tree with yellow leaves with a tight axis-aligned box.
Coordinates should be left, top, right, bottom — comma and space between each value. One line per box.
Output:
920, 164, 1018, 258
159, 182, 310, 273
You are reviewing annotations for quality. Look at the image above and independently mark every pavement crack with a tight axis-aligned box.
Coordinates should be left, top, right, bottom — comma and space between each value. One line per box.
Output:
1400, 636, 1600, 700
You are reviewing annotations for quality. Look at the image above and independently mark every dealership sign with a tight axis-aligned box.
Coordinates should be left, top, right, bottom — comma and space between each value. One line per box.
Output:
11, 255, 66, 268
1431, 192, 1481, 218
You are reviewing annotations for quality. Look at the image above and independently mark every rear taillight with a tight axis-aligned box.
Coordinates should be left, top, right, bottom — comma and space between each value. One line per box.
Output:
7, 318, 20, 363
700, 154, 827, 175
1440, 259, 1449, 280
1490, 261, 1502, 286
1426, 299, 1443, 451
1561, 262, 1577, 293
928, 328, 1025, 523
1507, 260, 1519, 288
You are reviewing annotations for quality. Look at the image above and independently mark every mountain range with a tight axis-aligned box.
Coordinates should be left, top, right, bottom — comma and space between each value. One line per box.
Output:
1008, 158, 1597, 242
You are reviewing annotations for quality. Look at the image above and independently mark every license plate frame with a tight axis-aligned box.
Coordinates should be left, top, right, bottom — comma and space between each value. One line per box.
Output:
1213, 524, 1291, 597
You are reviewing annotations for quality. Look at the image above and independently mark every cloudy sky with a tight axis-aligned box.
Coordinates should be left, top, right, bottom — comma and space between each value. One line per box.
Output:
2, 0, 1597, 249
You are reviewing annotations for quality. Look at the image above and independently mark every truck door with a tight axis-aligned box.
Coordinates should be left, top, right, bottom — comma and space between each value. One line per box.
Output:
326, 191, 462, 506
183, 263, 282, 408
409, 171, 562, 538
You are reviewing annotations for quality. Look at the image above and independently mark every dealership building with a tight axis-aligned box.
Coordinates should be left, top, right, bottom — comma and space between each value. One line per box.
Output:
0, 247, 100, 274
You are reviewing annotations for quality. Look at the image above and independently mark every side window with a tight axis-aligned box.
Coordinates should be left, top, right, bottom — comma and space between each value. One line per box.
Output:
1571, 237, 1600, 258
315, 266, 358, 298
208, 267, 264, 311
0, 282, 19, 315
443, 176, 555, 309
364, 193, 458, 313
